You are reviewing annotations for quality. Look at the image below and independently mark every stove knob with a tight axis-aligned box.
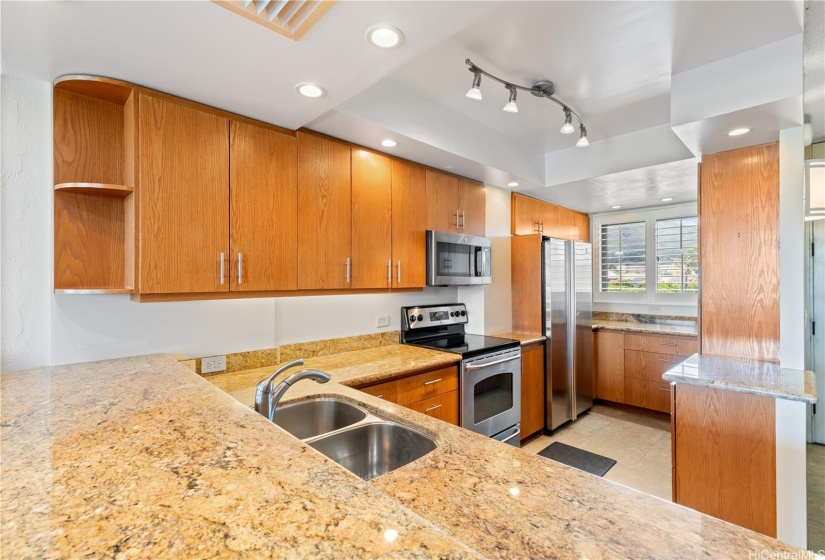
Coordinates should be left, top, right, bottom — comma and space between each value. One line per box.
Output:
417, 314, 424, 322
460, 310, 466, 317
409, 315, 416, 322
449, 311, 455, 317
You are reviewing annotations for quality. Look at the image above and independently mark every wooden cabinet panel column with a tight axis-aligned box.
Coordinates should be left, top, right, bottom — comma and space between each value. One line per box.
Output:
297, 132, 352, 290
229, 121, 297, 291
138, 93, 229, 294
520, 343, 546, 439
351, 148, 392, 289
458, 178, 486, 236
391, 160, 427, 288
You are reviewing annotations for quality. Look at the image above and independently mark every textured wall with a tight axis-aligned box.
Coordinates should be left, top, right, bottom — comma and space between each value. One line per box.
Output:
1, 75, 51, 372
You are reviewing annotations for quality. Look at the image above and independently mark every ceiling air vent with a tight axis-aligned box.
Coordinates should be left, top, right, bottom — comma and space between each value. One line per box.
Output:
213, 0, 336, 41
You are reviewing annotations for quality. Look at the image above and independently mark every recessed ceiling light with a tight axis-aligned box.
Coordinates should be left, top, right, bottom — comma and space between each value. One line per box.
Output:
444, 165, 453, 169
380, 139, 397, 148
661, 197, 673, 202
507, 181, 519, 187
611, 205, 622, 209
366, 25, 404, 49
728, 127, 750, 136
295, 83, 326, 98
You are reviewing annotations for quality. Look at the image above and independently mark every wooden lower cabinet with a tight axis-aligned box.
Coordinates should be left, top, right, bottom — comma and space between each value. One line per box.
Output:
520, 343, 545, 440
407, 391, 459, 424
357, 365, 459, 426
594, 331, 624, 402
625, 378, 672, 413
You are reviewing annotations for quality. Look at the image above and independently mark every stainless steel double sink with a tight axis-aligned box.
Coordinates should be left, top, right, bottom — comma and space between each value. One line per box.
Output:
271, 398, 437, 481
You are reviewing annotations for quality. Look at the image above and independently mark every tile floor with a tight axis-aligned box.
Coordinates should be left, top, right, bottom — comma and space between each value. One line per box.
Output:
521, 402, 673, 500
809, 443, 825, 553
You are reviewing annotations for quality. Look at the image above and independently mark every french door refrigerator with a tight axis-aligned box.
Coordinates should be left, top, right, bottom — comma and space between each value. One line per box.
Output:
544, 238, 594, 431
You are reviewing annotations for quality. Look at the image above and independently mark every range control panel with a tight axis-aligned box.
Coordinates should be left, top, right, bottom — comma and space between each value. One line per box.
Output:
401, 304, 468, 331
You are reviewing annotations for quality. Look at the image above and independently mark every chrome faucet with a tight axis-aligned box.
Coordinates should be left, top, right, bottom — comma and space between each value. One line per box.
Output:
254, 359, 331, 422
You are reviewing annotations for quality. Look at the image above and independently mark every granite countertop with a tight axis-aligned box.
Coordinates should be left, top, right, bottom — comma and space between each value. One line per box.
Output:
490, 332, 546, 345
2, 353, 816, 559
663, 353, 818, 404
593, 320, 699, 337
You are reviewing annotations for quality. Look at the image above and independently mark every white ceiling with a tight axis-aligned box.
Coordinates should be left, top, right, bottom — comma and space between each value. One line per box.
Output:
804, 0, 825, 143
0, 0, 807, 213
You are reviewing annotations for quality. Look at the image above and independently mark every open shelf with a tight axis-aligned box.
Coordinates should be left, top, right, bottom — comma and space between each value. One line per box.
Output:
55, 288, 134, 295
55, 183, 134, 198
54, 75, 134, 105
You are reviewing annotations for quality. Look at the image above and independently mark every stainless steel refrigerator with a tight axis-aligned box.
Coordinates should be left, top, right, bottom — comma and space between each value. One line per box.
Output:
544, 238, 594, 430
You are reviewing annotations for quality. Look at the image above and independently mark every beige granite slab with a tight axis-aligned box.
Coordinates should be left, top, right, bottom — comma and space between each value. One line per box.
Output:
663, 353, 818, 403
490, 332, 546, 345
593, 319, 699, 337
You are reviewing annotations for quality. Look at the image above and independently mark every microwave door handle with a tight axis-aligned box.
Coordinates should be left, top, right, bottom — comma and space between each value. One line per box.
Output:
465, 355, 520, 370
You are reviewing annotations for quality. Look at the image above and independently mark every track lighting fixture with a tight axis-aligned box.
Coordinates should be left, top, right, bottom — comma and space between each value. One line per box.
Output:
576, 125, 589, 147
503, 86, 518, 113
464, 59, 587, 147
466, 71, 482, 100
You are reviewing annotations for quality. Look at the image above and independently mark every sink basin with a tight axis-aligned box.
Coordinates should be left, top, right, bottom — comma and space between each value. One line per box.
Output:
308, 422, 437, 481
272, 398, 367, 440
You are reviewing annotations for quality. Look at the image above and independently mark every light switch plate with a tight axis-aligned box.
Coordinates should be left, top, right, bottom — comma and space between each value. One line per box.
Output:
201, 355, 227, 374
180, 359, 197, 372
376, 315, 391, 328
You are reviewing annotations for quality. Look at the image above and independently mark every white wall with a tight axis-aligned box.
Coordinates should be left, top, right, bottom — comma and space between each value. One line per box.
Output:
483, 186, 512, 334
1, 75, 51, 372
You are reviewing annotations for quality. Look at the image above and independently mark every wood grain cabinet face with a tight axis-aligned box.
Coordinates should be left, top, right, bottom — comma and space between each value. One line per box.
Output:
520, 343, 546, 439
594, 331, 625, 403
458, 178, 486, 236
407, 391, 459, 425
138, 94, 229, 294
229, 121, 297, 292
351, 148, 392, 289
297, 132, 352, 290
391, 160, 427, 288
426, 170, 460, 232
574, 213, 590, 242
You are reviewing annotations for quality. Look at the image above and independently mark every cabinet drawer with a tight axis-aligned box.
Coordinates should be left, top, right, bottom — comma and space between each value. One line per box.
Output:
648, 381, 672, 413
397, 366, 458, 405
407, 390, 459, 425
625, 350, 686, 382
625, 377, 647, 409
624, 333, 697, 356
359, 381, 398, 403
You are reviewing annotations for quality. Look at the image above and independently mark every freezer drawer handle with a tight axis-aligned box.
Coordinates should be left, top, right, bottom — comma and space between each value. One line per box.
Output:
423, 378, 442, 386
465, 355, 520, 369
502, 427, 521, 443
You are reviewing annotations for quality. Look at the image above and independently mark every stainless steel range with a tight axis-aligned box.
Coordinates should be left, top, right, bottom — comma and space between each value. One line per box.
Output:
400, 304, 522, 446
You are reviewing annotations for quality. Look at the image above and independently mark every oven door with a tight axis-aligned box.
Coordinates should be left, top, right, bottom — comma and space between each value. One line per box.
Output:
460, 348, 521, 437
427, 231, 492, 286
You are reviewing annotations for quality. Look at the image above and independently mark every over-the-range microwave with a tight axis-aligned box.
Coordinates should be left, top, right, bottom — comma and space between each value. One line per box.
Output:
426, 230, 492, 286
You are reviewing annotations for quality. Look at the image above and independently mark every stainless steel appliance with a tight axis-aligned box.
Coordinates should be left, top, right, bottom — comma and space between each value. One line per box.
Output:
544, 238, 594, 430
426, 231, 492, 286
400, 304, 522, 445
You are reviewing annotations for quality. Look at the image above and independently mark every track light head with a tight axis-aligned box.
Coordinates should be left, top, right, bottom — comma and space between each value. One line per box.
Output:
466, 72, 482, 100
503, 86, 518, 113
576, 124, 589, 147
560, 109, 575, 134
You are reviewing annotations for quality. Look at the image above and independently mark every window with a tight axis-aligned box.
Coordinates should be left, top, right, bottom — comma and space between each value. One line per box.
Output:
655, 217, 698, 294
599, 222, 646, 293
592, 204, 698, 305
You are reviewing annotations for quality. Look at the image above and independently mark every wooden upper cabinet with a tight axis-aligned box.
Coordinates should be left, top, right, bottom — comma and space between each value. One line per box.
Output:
458, 178, 486, 236
138, 93, 229, 294
391, 160, 427, 288
229, 121, 297, 292
557, 208, 577, 240
351, 148, 392, 289
511, 193, 583, 241
426, 170, 460, 232
575, 212, 590, 242
511, 193, 544, 235
297, 132, 352, 290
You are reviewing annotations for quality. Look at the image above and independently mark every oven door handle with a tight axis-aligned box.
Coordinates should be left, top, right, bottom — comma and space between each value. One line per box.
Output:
465, 355, 520, 370
501, 427, 521, 444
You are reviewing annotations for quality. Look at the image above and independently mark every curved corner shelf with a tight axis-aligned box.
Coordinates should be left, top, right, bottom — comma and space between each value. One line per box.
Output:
54, 75, 134, 105
55, 183, 134, 198
54, 288, 133, 295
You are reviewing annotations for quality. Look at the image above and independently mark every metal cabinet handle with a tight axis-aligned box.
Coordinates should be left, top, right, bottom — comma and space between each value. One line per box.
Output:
345, 258, 351, 283
461, 211, 466, 230
455, 209, 460, 230
423, 378, 442, 386
396, 260, 401, 283
660, 342, 677, 347
540, 221, 544, 233
534, 221, 540, 233
658, 387, 671, 392
237, 253, 243, 284
387, 259, 391, 285
424, 404, 442, 412
219, 252, 225, 284
658, 359, 679, 364
375, 394, 384, 399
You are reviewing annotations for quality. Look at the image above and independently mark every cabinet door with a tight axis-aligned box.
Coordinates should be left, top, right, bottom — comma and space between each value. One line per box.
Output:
520, 343, 545, 439
426, 170, 459, 232
139, 94, 229, 294
297, 132, 351, 290
407, 391, 459, 425
594, 331, 625, 402
512, 194, 542, 235
575, 213, 590, 242
229, 121, 297, 292
351, 148, 392, 289
458, 178, 486, 236
541, 203, 563, 238
391, 160, 427, 288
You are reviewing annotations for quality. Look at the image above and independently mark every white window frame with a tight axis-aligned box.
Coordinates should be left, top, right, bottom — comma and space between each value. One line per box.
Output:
592, 203, 698, 306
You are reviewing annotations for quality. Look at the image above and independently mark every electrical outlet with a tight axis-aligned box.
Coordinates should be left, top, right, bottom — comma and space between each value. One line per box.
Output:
376, 315, 391, 328
180, 359, 197, 373
201, 355, 227, 374
649, 305, 662, 314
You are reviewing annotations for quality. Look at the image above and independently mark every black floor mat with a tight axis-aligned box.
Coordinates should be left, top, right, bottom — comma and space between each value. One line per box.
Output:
537, 441, 617, 477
